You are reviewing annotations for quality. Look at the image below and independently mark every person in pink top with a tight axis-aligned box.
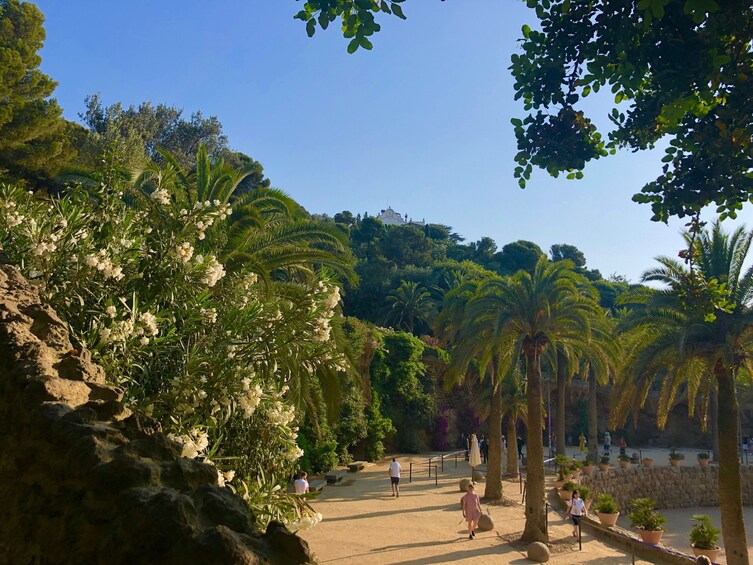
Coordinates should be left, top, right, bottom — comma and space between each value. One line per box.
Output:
461, 483, 482, 539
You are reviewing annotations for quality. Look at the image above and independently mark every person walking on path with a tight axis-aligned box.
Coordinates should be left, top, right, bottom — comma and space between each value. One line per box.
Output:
578, 432, 586, 454
479, 435, 488, 464
567, 490, 585, 538
388, 458, 402, 498
461, 483, 482, 539
294, 471, 310, 494
619, 437, 627, 457
603, 431, 611, 456
517, 435, 525, 460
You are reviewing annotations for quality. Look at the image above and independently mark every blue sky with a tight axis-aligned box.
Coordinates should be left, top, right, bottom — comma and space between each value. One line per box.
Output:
33, 0, 738, 282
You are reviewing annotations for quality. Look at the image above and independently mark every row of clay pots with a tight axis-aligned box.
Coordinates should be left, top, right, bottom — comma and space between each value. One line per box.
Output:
595, 511, 722, 562
581, 457, 711, 472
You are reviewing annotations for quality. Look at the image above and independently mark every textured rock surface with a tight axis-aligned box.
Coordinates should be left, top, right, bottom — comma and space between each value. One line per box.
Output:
459, 478, 472, 492
0, 252, 312, 564
526, 541, 550, 562
580, 464, 753, 511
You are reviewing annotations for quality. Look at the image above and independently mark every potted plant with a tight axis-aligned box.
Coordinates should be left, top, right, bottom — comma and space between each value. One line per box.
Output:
598, 455, 610, 472
629, 497, 666, 545
618, 453, 632, 469
594, 493, 619, 527
669, 448, 684, 467
578, 485, 591, 513
689, 514, 721, 562
582, 457, 594, 476
570, 458, 583, 479
560, 480, 577, 501
642, 456, 654, 468
554, 454, 571, 489
697, 452, 710, 467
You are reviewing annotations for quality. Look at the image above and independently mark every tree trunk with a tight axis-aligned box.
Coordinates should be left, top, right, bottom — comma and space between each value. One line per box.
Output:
716, 367, 749, 565
507, 415, 519, 475
587, 367, 598, 465
521, 345, 548, 543
485, 380, 504, 499
556, 350, 567, 456
710, 387, 720, 462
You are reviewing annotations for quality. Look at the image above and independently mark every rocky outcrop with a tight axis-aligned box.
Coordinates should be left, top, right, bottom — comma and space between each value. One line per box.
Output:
0, 251, 312, 564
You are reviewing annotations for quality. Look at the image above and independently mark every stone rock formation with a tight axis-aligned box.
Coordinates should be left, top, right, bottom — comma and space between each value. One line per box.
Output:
527, 541, 551, 562
0, 251, 312, 564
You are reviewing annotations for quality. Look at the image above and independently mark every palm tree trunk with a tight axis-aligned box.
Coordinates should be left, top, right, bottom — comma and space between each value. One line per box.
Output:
506, 415, 519, 475
588, 367, 598, 465
716, 367, 749, 565
485, 381, 504, 499
556, 350, 567, 456
521, 344, 548, 543
710, 387, 720, 462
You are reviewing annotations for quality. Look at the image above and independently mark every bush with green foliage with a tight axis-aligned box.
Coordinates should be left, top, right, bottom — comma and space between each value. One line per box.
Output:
629, 498, 666, 532
689, 514, 720, 550
594, 493, 618, 514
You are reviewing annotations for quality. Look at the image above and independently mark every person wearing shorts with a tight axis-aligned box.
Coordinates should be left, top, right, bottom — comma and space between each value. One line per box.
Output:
567, 490, 585, 537
389, 458, 402, 497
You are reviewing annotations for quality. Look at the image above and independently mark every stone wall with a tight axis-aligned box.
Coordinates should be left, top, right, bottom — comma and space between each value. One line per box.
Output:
580, 464, 753, 511
0, 252, 312, 564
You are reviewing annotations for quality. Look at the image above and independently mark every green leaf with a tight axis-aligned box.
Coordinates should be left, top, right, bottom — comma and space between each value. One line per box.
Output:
318, 12, 330, 30
391, 3, 406, 19
347, 37, 359, 54
510, 118, 523, 127
306, 18, 316, 37
522, 24, 531, 38
358, 35, 373, 50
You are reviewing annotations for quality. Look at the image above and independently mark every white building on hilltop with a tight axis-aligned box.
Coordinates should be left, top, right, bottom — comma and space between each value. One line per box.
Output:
376, 207, 425, 227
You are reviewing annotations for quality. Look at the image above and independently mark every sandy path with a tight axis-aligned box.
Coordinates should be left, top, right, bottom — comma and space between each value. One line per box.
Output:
299, 453, 653, 564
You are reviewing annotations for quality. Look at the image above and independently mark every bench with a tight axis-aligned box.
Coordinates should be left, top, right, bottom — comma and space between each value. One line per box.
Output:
348, 461, 367, 472
309, 479, 326, 493
325, 470, 346, 484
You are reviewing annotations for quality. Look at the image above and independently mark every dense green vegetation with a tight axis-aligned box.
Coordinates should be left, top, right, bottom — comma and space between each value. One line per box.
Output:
3, 1, 752, 555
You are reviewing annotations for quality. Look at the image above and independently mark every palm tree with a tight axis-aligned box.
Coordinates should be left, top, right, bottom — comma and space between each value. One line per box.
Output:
471, 257, 599, 542
439, 279, 507, 499
383, 280, 434, 333
615, 221, 752, 564
500, 369, 527, 475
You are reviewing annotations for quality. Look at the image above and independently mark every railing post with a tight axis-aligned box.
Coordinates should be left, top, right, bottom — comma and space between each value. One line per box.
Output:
428, 458, 431, 478
545, 502, 549, 533
441, 454, 444, 472
409, 462, 412, 483
455, 452, 458, 468
435, 465, 438, 486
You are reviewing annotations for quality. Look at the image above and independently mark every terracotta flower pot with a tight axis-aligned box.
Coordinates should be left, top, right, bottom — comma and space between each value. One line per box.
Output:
642, 458, 654, 468
596, 511, 619, 527
582, 465, 594, 476
698, 458, 710, 467
619, 460, 631, 469
598, 463, 610, 472
692, 545, 721, 562
669, 458, 682, 467
559, 489, 573, 501
638, 529, 664, 545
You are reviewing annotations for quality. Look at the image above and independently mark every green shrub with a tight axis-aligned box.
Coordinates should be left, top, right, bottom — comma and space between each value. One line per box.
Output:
594, 493, 618, 514
689, 514, 720, 550
629, 498, 666, 531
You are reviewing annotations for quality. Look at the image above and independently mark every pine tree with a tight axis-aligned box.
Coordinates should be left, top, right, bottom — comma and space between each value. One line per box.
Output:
0, 0, 72, 184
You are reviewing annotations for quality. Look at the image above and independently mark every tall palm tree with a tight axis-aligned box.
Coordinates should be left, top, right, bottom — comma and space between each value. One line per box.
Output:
615, 221, 753, 564
440, 279, 508, 500
472, 257, 599, 542
500, 369, 527, 475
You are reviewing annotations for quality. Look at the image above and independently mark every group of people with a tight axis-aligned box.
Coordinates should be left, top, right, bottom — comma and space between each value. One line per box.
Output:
457, 432, 518, 462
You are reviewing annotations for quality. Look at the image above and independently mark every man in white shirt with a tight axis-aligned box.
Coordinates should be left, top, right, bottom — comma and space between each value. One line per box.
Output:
294, 471, 309, 494
388, 458, 402, 498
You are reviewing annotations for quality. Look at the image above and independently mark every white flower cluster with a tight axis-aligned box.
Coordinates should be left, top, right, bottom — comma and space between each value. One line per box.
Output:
167, 428, 210, 459
200, 307, 218, 324
267, 400, 295, 426
290, 512, 323, 531
2, 200, 25, 227
312, 284, 341, 342
150, 188, 171, 205
175, 242, 194, 263
187, 200, 232, 240
98, 310, 159, 345
32, 238, 57, 257
239, 377, 263, 418
198, 255, 226, 287
85, 249, 124, 280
